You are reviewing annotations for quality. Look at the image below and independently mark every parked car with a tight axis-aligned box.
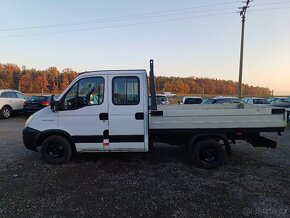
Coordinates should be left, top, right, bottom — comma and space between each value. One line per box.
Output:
182, 96, 203, 104
202, 96, 244, 104
271, 96, 290, 121
243, 97, 270, 105
23, 95, 51, 116
164, 92, 176, 97
149, 94, 169, 106
0, 89, 27, 119
268, 97, 286, 103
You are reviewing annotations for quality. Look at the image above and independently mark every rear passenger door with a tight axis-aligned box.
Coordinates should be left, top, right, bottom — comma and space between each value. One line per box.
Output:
6, 92, 21, 110
108, 74, 147, 151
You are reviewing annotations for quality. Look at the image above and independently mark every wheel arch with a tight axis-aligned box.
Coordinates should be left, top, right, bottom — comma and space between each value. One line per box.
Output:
1, 104, 13, 111
36, 129, 76, 154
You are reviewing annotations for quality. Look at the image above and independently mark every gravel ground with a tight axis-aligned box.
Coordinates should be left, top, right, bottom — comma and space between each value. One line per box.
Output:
0, 117, 289, 218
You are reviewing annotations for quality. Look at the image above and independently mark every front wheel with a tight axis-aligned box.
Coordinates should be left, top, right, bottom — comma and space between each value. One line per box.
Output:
192, 139, 226, 169
1, 106, 12, 119
41, 135, 72, 165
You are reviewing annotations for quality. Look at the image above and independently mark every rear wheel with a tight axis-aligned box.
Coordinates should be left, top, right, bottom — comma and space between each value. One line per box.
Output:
41, 135, 72, 165
192, 139, 226, 169
0, 106, 12, 119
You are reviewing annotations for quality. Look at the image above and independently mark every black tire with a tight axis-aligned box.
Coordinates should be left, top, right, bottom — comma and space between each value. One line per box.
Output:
0, 106, 12, 119
41, 135, 72, 165
192, 139, 226, 169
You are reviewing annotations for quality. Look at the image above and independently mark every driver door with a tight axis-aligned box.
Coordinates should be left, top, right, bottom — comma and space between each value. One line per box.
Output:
58, 75, 108, 152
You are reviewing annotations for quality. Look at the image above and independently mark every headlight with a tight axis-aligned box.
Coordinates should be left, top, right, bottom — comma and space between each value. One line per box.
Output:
25, 115, 34, 128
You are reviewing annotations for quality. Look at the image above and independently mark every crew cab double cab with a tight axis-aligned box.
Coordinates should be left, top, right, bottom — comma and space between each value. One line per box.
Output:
0, 89, 27, 119
23, 60, 287, 169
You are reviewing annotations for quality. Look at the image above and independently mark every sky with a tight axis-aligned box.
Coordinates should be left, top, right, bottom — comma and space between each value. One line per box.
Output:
0, 0, 289, 94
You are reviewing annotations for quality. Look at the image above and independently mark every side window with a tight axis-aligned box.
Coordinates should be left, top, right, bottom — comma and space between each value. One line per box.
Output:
16, 92, 27, 99
64, 82, 78, 110
113, 77, 140, 105
0, 92, 8, 98
78, 77, 104, 106
7, 92, 17, 98
63, 77, 104, 110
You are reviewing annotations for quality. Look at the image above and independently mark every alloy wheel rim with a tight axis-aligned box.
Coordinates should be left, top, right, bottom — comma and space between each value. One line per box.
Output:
201, 148, 218, 162
3, 109, 10, 118
47, 144, 64, 158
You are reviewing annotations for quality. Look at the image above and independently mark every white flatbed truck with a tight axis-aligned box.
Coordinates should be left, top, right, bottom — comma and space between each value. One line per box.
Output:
23, 60, 287, 168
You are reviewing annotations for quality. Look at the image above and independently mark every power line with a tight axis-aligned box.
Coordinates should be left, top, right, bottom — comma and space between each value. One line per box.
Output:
0, 12, 236, 38
248, 6, 290, 12
0, 2, 289, 38
1, 1, 288, 33
0, 1, 241, 32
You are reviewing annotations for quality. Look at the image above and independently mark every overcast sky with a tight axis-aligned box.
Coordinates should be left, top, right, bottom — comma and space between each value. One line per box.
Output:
0, 0, 289, 94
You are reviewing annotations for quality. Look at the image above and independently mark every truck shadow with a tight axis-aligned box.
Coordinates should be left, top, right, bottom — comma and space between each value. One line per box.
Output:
74, 144, 192, 164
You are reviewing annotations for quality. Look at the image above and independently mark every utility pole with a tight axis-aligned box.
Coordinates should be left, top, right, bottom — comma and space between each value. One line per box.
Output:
238, 0, 252, 98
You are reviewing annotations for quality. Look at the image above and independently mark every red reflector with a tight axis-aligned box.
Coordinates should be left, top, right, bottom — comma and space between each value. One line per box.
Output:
42, 101, 50, 106
103, 139, 109, 146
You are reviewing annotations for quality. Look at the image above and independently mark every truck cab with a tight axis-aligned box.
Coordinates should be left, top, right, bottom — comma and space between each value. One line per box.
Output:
23, 70, 149, 163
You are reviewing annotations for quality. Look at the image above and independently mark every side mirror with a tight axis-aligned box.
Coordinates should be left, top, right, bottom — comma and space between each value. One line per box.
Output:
50, 95, 62, 112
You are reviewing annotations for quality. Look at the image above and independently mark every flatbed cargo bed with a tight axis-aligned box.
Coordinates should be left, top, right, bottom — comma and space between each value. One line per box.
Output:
150, 104, 286, 131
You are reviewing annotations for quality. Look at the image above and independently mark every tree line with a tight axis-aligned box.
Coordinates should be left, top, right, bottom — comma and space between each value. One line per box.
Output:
0, 63, 271, 96
155, 76, 271, 96
0, 64, 77, 94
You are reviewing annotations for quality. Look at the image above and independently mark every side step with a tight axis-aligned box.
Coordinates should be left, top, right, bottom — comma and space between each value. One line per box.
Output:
247, 136, 277, 148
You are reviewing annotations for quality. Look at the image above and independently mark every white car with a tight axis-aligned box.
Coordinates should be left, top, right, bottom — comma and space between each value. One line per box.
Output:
0, 89, 27, 118
149, 94, 169, 106
164, 92, 176, 97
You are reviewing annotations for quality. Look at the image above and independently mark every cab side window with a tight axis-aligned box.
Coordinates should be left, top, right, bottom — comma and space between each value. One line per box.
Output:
113, 77, 139, 105
63, 77, 104, 110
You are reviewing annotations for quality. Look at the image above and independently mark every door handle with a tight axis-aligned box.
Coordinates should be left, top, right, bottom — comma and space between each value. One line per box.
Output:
99, 113, 108, 121
135, 112, 144, 120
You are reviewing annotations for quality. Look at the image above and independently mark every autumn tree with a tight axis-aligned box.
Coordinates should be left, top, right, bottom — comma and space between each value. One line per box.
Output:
19, 74, 32, 92
35, 73, 49, 93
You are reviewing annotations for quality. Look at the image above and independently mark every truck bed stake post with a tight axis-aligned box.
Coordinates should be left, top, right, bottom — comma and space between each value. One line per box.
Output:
149, 59, 157, 110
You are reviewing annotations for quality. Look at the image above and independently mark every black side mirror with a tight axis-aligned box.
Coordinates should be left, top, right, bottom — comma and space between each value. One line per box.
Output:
50, 95, 62, 112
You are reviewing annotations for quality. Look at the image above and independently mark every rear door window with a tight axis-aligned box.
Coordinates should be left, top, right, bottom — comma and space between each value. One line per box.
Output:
6, 92, 17, 98
112, 77, 140, 105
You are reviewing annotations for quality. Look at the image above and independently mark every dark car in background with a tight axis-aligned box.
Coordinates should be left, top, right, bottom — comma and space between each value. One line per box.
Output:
202, 96, 244, 104
271, 96, 290, 121
242, 97, 270, 105
23, 95, 51, 116
182, 96, 203, 104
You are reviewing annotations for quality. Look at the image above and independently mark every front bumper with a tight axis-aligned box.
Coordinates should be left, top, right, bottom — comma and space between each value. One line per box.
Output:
23, 127, 41, 151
